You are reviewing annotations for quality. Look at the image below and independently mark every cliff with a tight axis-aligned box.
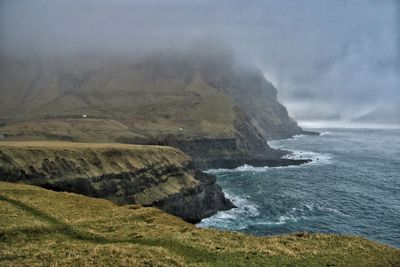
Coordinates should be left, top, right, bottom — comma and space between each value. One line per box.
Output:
0, 141, 233, 223
0, 50, 306, 169
1, 182, 399, 266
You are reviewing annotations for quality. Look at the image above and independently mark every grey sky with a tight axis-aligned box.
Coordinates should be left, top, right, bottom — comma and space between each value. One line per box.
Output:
1, 0, 399, 120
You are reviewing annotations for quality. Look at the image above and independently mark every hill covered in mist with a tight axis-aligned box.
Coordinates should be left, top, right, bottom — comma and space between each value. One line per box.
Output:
0, 46, 304, 168
353, 105, 400, 124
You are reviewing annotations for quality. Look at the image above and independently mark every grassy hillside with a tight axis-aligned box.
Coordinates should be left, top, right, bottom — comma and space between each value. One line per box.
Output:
0, 119, 144, 143
1, 182, 399, 266
0, 55, 237, 140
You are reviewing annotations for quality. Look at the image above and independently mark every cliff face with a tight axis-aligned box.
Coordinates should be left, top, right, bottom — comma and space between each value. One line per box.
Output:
195, 51, 303, 140
0, 50, 304, 169
0, 141, 233, 223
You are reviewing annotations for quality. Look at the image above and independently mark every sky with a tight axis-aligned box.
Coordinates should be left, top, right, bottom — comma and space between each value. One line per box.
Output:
1, 0, 399, 120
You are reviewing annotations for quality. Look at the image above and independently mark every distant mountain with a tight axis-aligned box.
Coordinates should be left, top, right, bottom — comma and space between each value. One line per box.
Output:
353, 105, 400, 124
0, 48, 305, 168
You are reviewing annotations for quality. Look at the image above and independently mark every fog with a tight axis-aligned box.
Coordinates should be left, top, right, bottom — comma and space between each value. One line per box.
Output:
1, 0, 399, 120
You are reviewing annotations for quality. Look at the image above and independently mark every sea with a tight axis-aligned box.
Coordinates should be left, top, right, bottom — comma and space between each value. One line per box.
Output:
198, 122, 400, 248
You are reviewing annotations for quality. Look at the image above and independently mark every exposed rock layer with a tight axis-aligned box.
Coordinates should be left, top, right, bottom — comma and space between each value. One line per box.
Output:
0, 141, 233, 223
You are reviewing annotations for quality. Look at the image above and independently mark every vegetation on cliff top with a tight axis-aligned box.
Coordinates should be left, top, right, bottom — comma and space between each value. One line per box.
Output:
0, 140, 191, 175
1, 182, 399, 266
0, 141, 233, 222
0, 141, 197, 205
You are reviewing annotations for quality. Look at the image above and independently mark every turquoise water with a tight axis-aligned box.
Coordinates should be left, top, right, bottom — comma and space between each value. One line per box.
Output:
198, 127, 400, 248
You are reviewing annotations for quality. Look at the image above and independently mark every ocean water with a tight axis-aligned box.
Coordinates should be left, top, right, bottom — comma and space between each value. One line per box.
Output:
198, 125, 400, 248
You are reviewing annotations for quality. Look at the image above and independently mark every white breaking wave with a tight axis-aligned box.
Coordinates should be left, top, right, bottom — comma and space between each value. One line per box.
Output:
282, 150, 333, 165
319, 131, 331, 136
269, 134, 334, 166
198, 192, 350, 230
197, 192, 260, 230
206, 164, 271, 174
197, 191, 301, 230
206, 130, 333, 174
206, 149, 333, 174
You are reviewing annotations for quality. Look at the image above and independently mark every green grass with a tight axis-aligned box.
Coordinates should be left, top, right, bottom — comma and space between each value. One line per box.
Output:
0, 58, 237, 142
1, 182, 399, 266
0, 119, 144, 143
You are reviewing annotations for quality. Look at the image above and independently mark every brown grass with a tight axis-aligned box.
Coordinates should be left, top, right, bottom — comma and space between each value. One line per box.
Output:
1, 182, 399, 266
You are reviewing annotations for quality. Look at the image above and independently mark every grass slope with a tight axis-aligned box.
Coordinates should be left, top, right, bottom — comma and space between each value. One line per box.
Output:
0, 57, 237, 141
0, 119, 144, 143
1, 182, 399, 266
0, 140, 191, 170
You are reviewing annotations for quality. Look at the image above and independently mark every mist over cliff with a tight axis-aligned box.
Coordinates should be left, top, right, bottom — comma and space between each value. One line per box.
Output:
353, 104, 400, 124
0, 42, 307, 169
1, 0, 399, 122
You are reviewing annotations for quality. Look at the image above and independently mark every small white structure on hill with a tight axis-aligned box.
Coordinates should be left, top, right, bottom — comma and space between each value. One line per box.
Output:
82, 114, 88, 118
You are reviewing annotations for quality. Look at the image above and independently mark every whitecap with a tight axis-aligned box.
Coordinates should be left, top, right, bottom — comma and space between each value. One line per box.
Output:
282, 149, 333, 165
291, 134, 307, 140
320, 131, 330, 136
277, 215, 298, 224
206, 164, 269, 174
197, 192, 260, 230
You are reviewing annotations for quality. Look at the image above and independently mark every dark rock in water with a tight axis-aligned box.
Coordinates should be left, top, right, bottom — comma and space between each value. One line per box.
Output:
193, 158, 311, 170
302, 131, 320, 136
154, 171, 235, 223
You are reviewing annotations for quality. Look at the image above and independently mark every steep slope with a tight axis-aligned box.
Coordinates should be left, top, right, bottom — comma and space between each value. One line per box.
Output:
1, 182, 399, 266
0, 141, 233, 222
0, 51, 305, 168
194, 50, 302, 140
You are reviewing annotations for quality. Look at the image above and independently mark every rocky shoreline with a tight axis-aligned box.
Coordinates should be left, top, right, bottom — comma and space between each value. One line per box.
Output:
0, 140, 312, 223
194, 158, 312, 170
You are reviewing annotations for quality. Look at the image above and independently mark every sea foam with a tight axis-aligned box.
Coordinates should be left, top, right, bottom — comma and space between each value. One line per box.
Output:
282, 150, 333, 165
197, 192, 260, 230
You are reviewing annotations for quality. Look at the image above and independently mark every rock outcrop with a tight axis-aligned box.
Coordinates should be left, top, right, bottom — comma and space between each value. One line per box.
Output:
0, 141, 233, 223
